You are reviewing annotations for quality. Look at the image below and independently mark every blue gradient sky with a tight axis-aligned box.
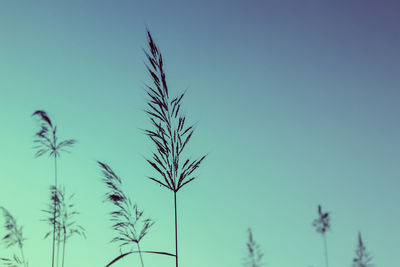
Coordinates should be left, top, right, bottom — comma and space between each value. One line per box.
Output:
0, 1, 399, 266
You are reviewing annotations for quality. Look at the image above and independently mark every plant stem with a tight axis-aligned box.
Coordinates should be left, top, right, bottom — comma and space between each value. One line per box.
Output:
323, 234, 328, 267
57, 231, 60, 267
19, 244, 27, 267
174, 191, 178, 267
52, 156, 58, 267
137, 243, 145, 267
62, 229, 66, 267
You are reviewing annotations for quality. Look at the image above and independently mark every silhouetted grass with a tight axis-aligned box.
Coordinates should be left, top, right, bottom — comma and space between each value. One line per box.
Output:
0, 207, 28, 267
312, 205, 331, 267
60, 188, 86, 267
143, 29, 206, 267
42, 185, 61, 266
243, 228, 264, 267
98, 161, 155, 267
32, 110, 76, 267
352, 232, 373, 267
42, 186, 85, 267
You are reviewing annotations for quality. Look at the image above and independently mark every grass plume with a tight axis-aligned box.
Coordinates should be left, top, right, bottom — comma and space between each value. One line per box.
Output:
0, 207, 27, 267
32, 110, 76, 163
143, 29, 206, 267
243, 228, 264, 267
312, 205, 331, 267
32, 110, 76, 267
98, 161, 154, 267
352, 232, 373, 267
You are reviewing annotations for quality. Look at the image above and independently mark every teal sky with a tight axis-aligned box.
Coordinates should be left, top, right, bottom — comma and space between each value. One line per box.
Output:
0, 0, 399, 266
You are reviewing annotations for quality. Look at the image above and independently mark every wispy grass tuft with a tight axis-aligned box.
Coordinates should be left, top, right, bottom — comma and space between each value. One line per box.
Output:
352, 232, 373, 267
312, 205, 331, 267
98, 161, 154, 267
243, 228, 264, 267
0, 207, 28, 267
143, 29, 206, 267
32, 110, 76, 161
42, 186, 85, 267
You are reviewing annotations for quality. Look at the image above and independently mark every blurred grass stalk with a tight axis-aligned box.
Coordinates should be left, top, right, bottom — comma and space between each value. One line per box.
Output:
352, 232, 374, 267
0, 207, 28, 267
243, 228, 264, 267
312, 205, 331, 267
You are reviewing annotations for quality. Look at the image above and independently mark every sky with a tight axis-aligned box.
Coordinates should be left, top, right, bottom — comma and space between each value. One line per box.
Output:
0, 0, 399, 266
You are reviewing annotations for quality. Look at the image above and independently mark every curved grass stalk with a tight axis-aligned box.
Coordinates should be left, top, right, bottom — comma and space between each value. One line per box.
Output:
105, 250, 176, 267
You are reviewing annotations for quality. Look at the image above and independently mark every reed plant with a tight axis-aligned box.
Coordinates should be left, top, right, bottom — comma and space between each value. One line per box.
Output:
352, 232, 373, 267
312, 205, 331, 267
32, 110, 76, 267
42, 186, 85, 267
42, 186, 61, 267
60, 188, 85, 267
0, 207, 28, 267
99, 161, 172, 267
143, 29, 206, 267
243, 228, 264, 267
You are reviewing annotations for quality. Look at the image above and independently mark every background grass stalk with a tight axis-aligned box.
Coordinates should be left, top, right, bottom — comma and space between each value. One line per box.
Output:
59, 187, 85, 267
243, 228, 264, 267
352, 232, 373, 267
312, 205, 331, 267
53, 156, 58, 267
0, 207, 28, 267
62, 227, 66, 267
20, 246, 27, 267
323, 234, 328, 267
32, 110, 76, 267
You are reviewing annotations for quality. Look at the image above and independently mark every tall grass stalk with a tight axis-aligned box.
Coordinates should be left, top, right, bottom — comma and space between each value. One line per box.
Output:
312, 205, 331, 267
32, 110, 76, 267
98, 161, 155, 267
143, 30, 206, 267
0, 207, 28, 267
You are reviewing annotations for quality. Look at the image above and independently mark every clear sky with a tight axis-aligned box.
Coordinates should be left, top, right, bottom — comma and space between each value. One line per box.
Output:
0, 0, 399, 266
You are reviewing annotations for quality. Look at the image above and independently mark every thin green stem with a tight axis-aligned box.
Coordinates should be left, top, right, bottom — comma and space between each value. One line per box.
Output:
323, 234, 328, 267
137, 243, 145, 267
62, 229, 66, 267
51, 156, 58, 267
174, 191, 178, 267
57, 231, 60, 267
19, 244, 27, 267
